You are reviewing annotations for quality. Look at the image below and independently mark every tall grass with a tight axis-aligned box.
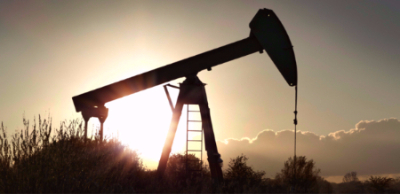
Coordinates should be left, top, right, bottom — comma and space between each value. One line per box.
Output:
1, 115, 399, 193
0, 115, 147, 192
0, 115, 217, 193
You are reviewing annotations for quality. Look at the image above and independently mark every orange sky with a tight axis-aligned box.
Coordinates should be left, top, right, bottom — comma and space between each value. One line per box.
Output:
0, 0, 399, 180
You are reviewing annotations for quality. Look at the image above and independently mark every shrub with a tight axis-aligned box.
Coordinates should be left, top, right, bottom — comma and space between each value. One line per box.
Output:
223, 154, 266, 192
365, 176, 394, 193
275, 156, 325, 193
0, 115, 146, 193
343, 171, 360, 183
0, 115, 336, 193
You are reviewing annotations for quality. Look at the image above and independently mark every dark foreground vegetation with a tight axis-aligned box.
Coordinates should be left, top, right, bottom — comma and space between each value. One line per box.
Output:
1, 115, 400, 193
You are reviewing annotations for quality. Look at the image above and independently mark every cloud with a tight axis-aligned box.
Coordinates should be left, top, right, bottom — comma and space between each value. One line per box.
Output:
217, 118, 400, 178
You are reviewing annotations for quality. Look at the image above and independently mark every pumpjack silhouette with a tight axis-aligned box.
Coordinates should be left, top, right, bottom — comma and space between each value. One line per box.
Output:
72, 8, 298, 184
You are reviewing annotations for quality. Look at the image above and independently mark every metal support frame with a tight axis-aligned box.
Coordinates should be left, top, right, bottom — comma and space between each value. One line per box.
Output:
163, 84, 204, 177
163, 84, 180, 112
81, 106, 109, 142
157, 75, 223, 184
71, 8, 298, 188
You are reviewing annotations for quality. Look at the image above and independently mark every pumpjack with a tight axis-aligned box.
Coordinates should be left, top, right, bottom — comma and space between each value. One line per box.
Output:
72, 8, 297, 184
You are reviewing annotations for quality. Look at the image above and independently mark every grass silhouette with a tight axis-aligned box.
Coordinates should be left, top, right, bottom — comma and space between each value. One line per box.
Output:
1, 115, 400, 193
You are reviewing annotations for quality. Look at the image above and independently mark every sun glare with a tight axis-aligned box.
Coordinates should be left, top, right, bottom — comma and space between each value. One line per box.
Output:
101, 86, 188, 169
79, 48, 193, 169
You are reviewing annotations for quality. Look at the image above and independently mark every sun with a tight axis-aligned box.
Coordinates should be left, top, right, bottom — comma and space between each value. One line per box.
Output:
103, 85, 187, 169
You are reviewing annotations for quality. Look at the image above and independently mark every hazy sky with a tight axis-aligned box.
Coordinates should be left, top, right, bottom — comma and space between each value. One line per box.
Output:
1, 0, 399, 181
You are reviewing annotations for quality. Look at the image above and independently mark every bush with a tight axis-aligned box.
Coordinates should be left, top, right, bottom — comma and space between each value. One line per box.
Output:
365, 176, 394, 193
333, 171, 365, 193
343, 171, 360, 183
223, 154, 266, 192
0, 115, 337, 193
0, 116, 147, 193
274, 156, 328, 193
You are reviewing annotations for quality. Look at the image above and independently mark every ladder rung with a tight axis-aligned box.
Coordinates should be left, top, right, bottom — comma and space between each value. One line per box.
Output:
188, 120, 202, 122
186, 107, 203, 172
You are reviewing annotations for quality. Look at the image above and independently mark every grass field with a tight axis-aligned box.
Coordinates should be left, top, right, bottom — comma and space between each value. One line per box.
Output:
0, 115, 399, 193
